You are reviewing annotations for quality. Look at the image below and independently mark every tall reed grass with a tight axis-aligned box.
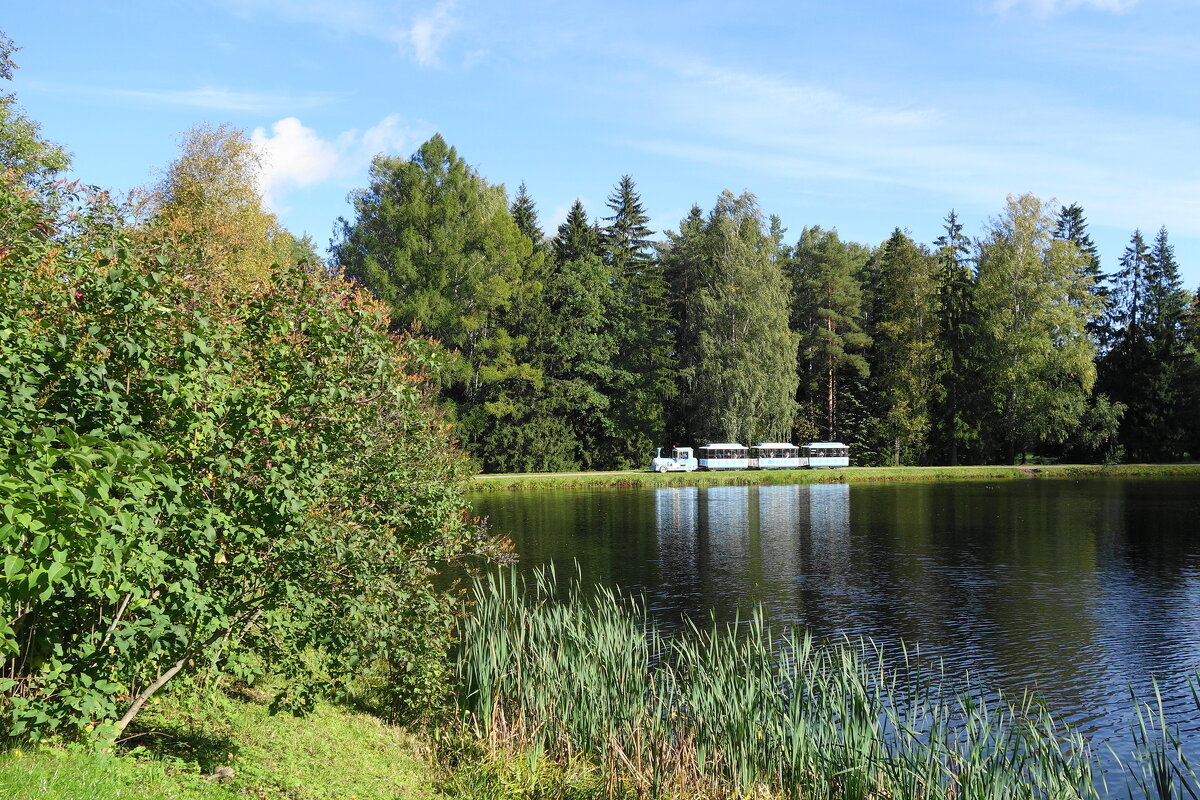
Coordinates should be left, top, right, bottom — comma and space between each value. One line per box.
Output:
455, 567, 1199, 799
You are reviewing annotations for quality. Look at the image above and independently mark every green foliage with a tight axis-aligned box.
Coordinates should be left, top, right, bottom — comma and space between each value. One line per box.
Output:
973, 193, 1101, 462
789, 226, 872, 441
600, 176, 674, 464
663, 192, 798, 445
332, 134, 546, 472
1, 175, 489, 739
867, 229, 941, 465
0, 31, 71, 188
1099, 228, 1191, 460
930, 210, 982, 465
135, 122, 296, 291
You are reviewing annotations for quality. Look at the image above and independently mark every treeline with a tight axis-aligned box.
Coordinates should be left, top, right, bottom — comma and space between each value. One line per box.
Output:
335, 137, 1200, 471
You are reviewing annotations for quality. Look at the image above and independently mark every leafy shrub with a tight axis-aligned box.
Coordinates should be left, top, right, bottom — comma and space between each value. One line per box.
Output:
1, 175, 495, 740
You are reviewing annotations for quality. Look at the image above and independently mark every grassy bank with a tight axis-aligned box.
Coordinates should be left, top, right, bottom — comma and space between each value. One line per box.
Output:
471, 463, 1200, 491
0, 690, 444, 800
456, 568, 1200, 800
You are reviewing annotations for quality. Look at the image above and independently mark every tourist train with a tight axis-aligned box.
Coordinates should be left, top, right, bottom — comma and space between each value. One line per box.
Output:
649, 442, 850, 472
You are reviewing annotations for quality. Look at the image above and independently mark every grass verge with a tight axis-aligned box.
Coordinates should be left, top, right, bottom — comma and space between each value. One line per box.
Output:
0, 689, 444, 800
471, 463, 1200, 492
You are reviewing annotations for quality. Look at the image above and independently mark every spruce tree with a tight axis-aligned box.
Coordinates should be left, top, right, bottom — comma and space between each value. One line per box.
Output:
1102, 228, 1191, 459
510, 181, 544, 252
931, 210, 980, 465
551, 199, 601, 265
789, 226, 871, 442
599, 176, 674, 464
660, 204, 707, 445
870, 229, 941, 465
1055, 203, 1109, 349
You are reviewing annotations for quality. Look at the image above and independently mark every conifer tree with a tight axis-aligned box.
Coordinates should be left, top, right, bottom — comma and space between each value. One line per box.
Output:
551, 199, 601, 265
1055, 203, 1109, 349
510, 181, 544, 252
931, 210, 980, 464
660, 204, 707, 445
1101, 228, 1191, 459
869, 229, 940, 465
331, 135, 543, 469
599, 176, 674, 464
790, 227, 871, 442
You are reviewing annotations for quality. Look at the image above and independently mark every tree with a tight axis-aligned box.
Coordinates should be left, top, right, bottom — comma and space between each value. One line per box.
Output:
1100, 228, 1191, 459
869, 229, 941, 465
790, 226, 871, 441
973, 194, 1101, 462
661, 204, 708, 445
551, 199, 602, 265
599, 176, 674, 464
0, 30, 70, 188
930, 210, 981, 465
331, 135, 544, 468
136, 122, 294, 290
510, 181, 544, 252
665, 192, 798, 445
1055, 203, 1108, 350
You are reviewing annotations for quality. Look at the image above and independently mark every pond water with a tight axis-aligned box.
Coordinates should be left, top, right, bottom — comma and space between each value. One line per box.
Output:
471, 477, 1200, 765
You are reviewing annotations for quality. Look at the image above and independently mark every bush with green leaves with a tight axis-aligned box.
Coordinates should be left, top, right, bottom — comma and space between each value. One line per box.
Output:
1, 175, 493, 740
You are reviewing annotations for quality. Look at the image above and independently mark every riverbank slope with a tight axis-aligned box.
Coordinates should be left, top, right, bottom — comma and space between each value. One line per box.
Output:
0, 691, 443, 800
471, 463, 1200, 491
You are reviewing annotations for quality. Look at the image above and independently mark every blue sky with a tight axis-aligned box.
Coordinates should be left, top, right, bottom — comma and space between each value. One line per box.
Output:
6, 0, 1199, 288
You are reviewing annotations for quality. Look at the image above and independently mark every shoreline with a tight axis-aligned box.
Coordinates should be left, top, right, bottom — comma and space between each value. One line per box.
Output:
470, 462, 1200, 492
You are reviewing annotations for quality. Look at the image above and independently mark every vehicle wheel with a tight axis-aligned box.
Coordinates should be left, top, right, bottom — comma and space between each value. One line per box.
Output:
657, 465, 668, 473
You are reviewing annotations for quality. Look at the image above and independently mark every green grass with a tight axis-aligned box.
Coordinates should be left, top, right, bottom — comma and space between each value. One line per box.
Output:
0, 689, 445, 800
470, 463, 1200, 492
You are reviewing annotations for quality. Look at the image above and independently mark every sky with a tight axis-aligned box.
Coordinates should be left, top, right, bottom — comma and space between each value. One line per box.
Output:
6, 0, 1200, 288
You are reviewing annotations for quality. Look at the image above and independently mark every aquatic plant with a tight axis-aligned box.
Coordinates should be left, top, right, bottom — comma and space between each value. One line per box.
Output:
456, 567, 1199, 799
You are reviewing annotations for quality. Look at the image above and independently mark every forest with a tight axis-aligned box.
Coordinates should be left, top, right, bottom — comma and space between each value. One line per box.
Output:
334, 136, 1200, 472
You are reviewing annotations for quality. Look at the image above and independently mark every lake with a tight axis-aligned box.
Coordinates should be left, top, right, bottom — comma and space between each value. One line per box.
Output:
471, 477, 1200, 766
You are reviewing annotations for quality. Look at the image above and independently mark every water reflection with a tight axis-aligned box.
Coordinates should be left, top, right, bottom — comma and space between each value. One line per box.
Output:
472, 478, 1200, 762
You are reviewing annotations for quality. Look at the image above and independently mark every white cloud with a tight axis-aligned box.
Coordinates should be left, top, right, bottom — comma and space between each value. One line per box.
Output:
252, 114, 431, 211
992, 0, 1140, 16
106, 86, 327, 113
216, 0, 461, 66
409, 2, 459, 67
621, 55, 1200, 241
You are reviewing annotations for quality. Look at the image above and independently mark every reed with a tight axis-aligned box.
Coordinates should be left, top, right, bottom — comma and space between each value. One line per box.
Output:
455, 567, 1199, 799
